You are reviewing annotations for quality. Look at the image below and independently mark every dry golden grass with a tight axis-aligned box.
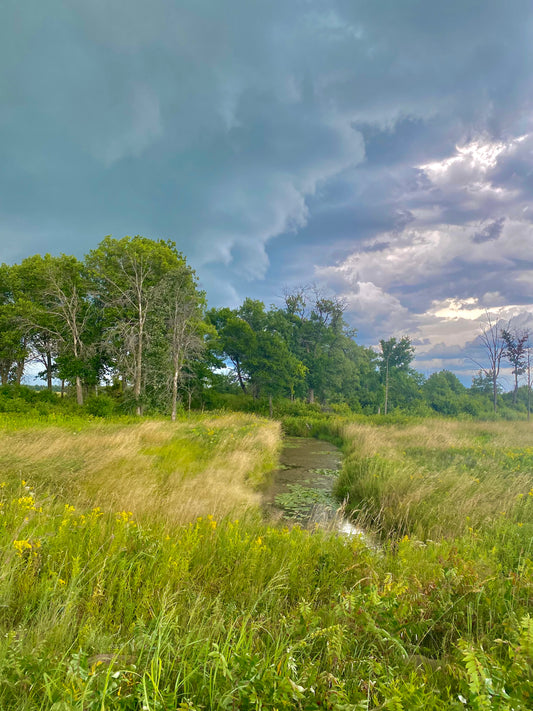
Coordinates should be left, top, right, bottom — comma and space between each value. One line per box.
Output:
342, 419, 533, 457
0, 414, 281, 525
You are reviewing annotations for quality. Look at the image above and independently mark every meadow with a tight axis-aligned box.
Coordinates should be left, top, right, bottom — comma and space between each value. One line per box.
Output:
0, 413, 532, 709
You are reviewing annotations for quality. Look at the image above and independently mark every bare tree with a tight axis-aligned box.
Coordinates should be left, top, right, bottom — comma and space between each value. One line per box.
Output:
474, 312, 506, 413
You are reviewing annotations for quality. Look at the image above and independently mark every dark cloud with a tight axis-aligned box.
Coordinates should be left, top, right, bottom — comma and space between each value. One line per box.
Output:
2, 0, 533, 378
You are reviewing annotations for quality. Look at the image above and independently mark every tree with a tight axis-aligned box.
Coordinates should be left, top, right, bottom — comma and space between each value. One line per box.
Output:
501, 327, 529, 405
206, 307, 256, 393
378, 336, 415, 414
0, 264, 28, 385
423, 370, 466, 416
8, 255, 59, 389
40, 255, 95, 405
474, 313, 506, 413
87, 236, 185, 414
146, 265, 207, 420
281, 286, 349, 403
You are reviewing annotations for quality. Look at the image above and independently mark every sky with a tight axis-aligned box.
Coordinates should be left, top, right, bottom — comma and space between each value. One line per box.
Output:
2, 0, 533, 385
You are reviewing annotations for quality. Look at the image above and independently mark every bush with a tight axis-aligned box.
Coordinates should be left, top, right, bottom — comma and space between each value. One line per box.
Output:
84, 394, 117, 417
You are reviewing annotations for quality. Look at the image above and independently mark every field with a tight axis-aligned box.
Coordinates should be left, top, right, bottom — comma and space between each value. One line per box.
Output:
0, 414, 532, 709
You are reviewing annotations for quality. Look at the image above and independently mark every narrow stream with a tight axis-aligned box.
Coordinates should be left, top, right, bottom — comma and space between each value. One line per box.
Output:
263, 436, 364, 538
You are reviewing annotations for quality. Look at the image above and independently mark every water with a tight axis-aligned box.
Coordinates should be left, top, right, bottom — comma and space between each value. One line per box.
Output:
263, 436, 366, 539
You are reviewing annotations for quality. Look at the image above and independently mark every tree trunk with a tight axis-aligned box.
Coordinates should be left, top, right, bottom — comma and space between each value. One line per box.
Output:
171, 366, 179, 422
527, 347, 531, 422
269, 393, 273, 418
493, 374, 498, 413
76, 376, 83, 406
46, 351, 53, 390
15, 359, 24, 385
61, 379, 65, 397
308, 388, 314, 404
384, 360, 389, 415
135, 314, 144, 416
235, 361, 247, 392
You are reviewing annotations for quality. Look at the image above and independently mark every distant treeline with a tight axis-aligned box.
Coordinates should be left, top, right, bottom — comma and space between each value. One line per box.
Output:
0, 236, 530, 418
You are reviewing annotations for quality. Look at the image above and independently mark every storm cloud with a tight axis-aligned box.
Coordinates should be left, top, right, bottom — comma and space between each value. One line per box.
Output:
2, 0, 533, 378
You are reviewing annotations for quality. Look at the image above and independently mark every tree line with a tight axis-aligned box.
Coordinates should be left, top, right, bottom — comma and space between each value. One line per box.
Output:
0, 236, 530, 418
0, 236, 206, 418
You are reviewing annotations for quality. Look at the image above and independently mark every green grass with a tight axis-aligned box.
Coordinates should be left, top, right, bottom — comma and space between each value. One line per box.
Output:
0, 414, 532, 709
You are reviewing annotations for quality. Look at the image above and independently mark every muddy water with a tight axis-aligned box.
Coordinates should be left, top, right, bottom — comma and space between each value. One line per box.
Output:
263, 437, 363, 536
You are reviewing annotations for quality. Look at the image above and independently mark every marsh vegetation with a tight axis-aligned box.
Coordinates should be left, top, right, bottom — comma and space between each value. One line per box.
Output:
0, 412, 532, 709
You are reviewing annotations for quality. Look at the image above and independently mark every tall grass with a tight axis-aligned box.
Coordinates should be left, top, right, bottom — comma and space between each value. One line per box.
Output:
0, 412, 280, 526
336, 419, 533, 545
1, 413, 532, 709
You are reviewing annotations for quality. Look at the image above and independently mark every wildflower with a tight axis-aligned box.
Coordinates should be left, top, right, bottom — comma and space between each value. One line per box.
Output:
13, 539, 39, 557
17, 495, 37, 511
116, 510, 134, 524
13, 539, 32, 556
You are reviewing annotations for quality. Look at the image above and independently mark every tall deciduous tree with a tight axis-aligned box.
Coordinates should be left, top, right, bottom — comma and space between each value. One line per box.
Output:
282, 287, 348, 403
87, 236, 184, 414
0, 264, 28, 385
378, 336, 415, 415
11, 255, 59, 389
41, 255, 95, 405
206, 307, 255, 393
146, 265, 208, 420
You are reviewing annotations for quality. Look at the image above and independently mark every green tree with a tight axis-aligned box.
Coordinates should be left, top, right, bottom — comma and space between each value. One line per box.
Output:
0, 264, 28, 385
146, 265, 208, 420
206, 307, 256, 393
378, 336, 415, 414
207, 299, 307, 407
423, 370, 466, 416
10, 255, 60, 389
86, 236, 185, 414
281, 288, 349, 403
501, 327, 529, 405
40, 254, 96, 405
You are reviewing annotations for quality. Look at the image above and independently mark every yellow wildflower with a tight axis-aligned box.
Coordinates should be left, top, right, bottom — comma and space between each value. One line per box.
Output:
13, 539, 33, 557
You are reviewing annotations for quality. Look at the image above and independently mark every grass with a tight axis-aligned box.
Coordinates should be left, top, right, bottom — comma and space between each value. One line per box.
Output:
0, 413, 532, 709
0, 412, 280, 526
336, 419, 533, 542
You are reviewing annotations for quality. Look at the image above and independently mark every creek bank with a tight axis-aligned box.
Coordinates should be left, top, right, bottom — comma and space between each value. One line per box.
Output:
263, 436, 365, 538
